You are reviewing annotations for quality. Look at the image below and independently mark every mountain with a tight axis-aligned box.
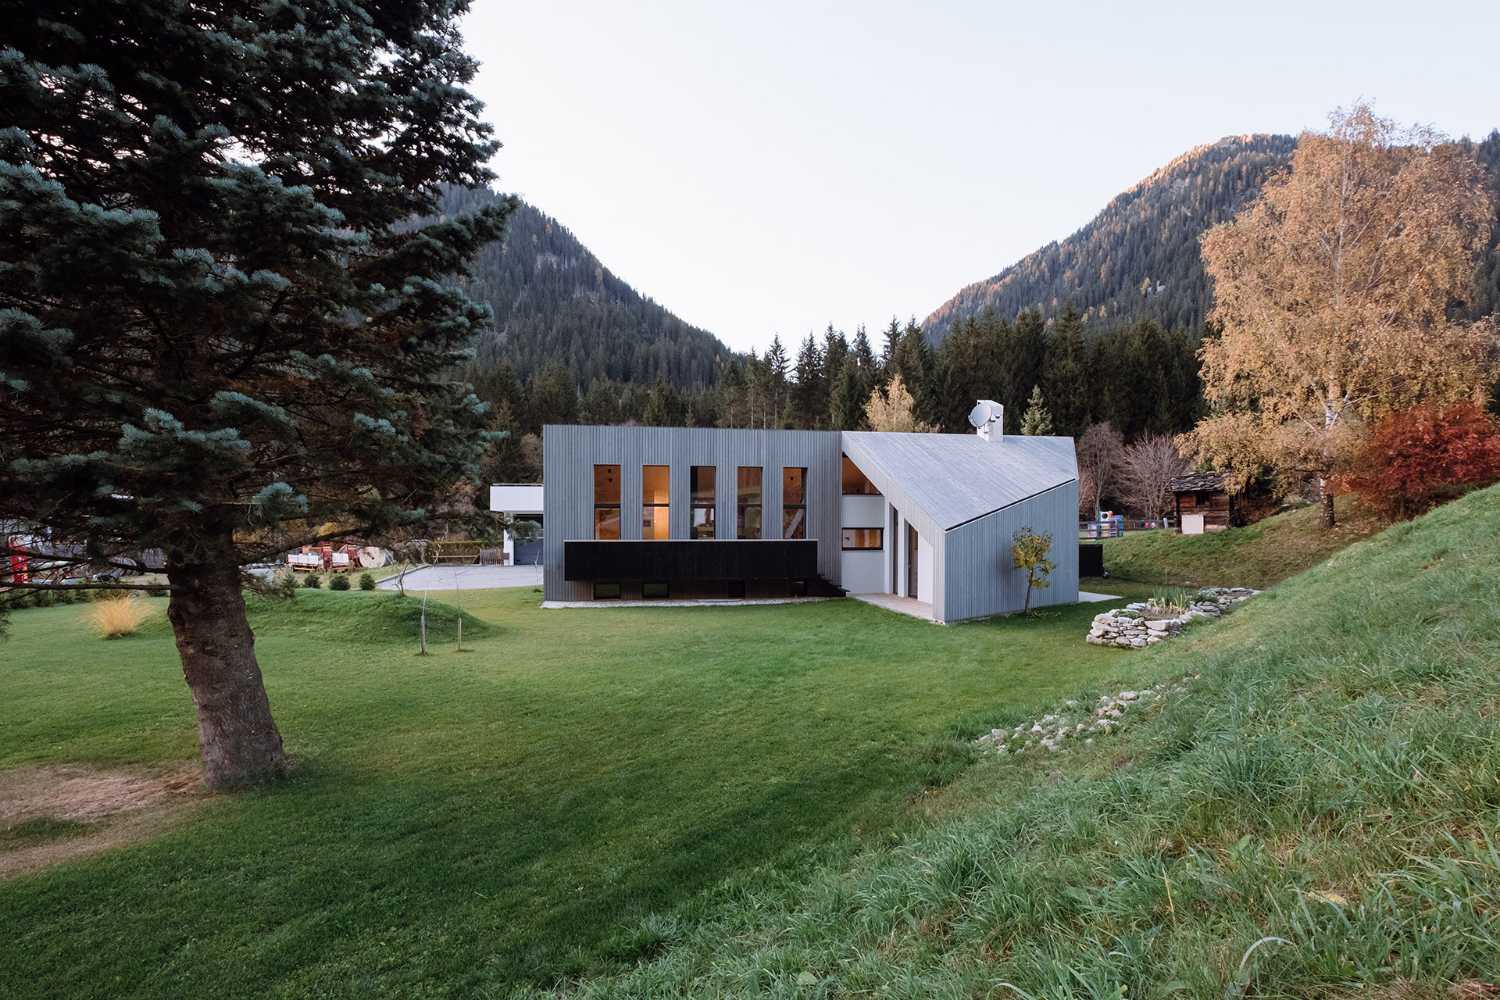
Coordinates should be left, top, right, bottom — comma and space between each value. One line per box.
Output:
923, 134, 1299, 341
437, 186, 733, 389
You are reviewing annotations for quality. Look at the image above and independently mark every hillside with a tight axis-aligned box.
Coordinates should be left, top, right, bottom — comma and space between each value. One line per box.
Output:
543, 484, 1500, 997
437, 186, 733, 388
924, 129, 1500, 343
924, 134, 1298, 340
1099, 497, 1388, 589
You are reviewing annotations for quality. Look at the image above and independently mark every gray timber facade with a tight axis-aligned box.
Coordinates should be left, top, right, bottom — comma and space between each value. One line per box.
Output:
541, 421, 1079, 621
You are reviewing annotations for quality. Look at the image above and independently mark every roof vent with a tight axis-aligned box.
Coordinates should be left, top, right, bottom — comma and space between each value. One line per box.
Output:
968, 400, 1004, 441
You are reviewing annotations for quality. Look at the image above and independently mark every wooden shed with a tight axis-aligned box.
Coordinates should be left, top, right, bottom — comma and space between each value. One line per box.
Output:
1170, 472, 1240, 533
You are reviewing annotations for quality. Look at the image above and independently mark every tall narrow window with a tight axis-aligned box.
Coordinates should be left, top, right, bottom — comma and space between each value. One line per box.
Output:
691, 466, 716, 539
782, 467, 807, 539
593, 465, 620, 539
736, 466, 762, 539
842, 455, 880, 495
642, 465, 669, 540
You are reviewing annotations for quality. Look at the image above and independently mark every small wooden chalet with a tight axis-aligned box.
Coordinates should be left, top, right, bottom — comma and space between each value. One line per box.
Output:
1170, 472, 1241, 533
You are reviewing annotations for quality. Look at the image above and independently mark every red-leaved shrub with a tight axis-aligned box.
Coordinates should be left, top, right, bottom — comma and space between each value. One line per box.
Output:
1339, 402, 1500, 518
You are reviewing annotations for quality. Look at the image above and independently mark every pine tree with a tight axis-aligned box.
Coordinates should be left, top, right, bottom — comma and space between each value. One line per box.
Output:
1044, 307, 1091, 436
829, 357, 869, 430
0, 2, 506, 788
1020, 386, 1056, 435
793, 332, 826, 428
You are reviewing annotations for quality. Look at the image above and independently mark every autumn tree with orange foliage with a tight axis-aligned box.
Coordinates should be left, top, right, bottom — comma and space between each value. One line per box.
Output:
1337, 403, 1500, 518
1185, 102, 1497, 527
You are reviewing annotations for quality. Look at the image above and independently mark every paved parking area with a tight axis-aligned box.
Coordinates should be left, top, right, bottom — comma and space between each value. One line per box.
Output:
378, 564, 542, 591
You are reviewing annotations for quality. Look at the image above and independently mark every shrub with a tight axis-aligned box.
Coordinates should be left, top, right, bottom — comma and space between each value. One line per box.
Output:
358, 572, 376, 591
84, 594, 151, 638
1338, 402, 1500, 518
329, 573, 350, 591
303, 573, 322, 589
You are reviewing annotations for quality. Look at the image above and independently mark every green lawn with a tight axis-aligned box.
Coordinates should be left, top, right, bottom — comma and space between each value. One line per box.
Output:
538, 485, 1500, 998
1100, 495, 1388, 588
0, 586, 1145, 998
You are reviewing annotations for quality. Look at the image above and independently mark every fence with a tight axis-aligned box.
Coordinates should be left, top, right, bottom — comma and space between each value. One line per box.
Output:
1078, 517, 1174, 540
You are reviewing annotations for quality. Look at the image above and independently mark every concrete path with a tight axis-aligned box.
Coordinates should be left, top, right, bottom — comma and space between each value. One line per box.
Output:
1078, 590, 1121, 603
851, 593, 938, 622
378, 564, 542, 591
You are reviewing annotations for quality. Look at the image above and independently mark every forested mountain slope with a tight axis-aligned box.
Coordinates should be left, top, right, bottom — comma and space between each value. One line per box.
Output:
925, 130, 1500, 343
436, 186, 733, 388
924, 134, 1298, 340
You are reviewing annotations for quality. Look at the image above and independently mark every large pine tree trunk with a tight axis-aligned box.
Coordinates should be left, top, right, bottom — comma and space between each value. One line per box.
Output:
166, 541, 286, 790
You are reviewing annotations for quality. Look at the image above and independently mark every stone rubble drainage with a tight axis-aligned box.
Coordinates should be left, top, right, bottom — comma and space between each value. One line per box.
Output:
975, 675, 1200, 755
1085, 587, 1259, 649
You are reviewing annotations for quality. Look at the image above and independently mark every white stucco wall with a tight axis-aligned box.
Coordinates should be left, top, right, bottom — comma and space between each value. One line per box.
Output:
840, 495, 884, 528
489, 484, 543, 514
839, 494, 887, 593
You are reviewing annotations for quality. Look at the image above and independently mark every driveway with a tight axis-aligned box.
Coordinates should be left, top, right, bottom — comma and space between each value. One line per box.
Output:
378, 564, 542, 591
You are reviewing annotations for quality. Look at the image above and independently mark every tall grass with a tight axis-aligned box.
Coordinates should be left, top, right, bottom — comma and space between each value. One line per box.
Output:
82, 594, 152, 638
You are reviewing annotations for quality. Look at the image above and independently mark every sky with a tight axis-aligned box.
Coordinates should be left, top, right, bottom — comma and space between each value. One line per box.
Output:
462, 0, 1500, 354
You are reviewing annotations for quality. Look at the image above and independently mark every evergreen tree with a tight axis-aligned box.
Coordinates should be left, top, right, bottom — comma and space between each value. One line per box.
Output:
1020, 386, 1056, 435
829, 357, 869, 430
936, 311, 1006, 431
1044, 307, 1092, 437
878, 317, 902, 382
525, 365, 580, 430
793, 332, 826, 428
0, 1, 505, 787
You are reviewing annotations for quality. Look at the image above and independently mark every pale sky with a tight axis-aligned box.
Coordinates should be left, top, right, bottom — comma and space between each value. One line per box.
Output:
462, 1, 1500, 353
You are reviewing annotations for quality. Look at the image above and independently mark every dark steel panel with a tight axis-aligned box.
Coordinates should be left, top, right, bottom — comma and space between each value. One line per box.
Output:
564, 539, 819, 581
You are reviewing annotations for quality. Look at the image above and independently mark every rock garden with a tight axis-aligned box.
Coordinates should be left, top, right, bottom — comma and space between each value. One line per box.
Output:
975, 675, 1199, 755
1086, 586, 1258, 648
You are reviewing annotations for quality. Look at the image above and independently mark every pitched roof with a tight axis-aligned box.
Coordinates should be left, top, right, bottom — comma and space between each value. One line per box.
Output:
1169, 472, 1226, 493
841, 431, 1078, 530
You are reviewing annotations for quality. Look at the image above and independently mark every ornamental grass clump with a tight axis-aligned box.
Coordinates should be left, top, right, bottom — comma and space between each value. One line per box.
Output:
84, 594, 151, 639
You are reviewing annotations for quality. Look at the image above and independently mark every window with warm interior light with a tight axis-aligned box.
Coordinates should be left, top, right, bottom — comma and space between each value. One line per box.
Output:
841, 527, 883, 550
691, 466, 715, 539
842, 455, 880, 495
782, 467, 807, 539
593, 465, 620, 539
737, 467, 762, 539
642, 465, 669, 539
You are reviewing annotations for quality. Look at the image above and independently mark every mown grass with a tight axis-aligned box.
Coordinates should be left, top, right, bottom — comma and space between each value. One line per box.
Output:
0, 580, 1143, 998
1102, 495, 1388, 587
539, 484, 1500, 998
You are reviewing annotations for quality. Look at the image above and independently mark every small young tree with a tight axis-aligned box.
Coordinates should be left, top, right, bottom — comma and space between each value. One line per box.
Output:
865, 375, 935, 433
1011, 527, 1055, 613
1117, 434, 1190, 519
1337, 402, 1500, 518
1077, 423, 1125, 517
1019, 385, 1055, 435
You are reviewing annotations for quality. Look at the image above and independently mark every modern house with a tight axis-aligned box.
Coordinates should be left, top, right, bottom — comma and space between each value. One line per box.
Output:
539, 401, 1079, 622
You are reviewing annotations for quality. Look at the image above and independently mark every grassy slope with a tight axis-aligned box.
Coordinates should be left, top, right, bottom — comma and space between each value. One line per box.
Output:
549, 485, 1500, 998
1099, 496, 1388, 588
0, 585, 1146, 998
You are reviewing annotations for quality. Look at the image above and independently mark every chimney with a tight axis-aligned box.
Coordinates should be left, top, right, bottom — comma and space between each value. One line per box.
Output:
969, 400, 1003, 441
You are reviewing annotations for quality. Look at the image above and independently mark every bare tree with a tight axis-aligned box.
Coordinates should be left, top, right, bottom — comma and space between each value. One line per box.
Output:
1118, 434, 1190, 519
1077, 422, 1124, 517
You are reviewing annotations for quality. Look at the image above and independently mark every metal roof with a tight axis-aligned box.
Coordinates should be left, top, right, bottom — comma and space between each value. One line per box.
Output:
1169, 472, 1226, 493
841, 431, 1078, 530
